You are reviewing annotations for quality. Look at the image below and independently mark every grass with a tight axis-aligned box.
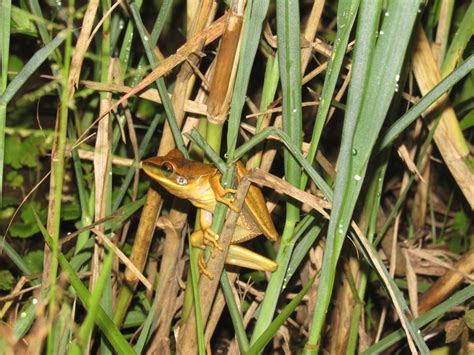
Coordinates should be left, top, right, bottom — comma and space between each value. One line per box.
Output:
1, 1, 473, 353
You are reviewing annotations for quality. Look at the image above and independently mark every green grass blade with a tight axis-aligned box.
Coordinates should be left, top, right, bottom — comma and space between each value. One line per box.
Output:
13, 289, 48, 338
247, 276, 315, 354
0, 0, 10, 94
0, 30, 64, 205
379, 54, 474, 151
77, 249, 115, 351
0, 238, 34, 277
301, 0, 359, 190
250, 0, 303, 342
441, 1, 474, 77
32, 209, 136, 354
188, 233, 206, 355
232, 127, 333, 199
67, 124, 93, 255
128, 2, 185, 152
118, 0, 143, 73
133, 294, 159, 353
0, 31, 65, 105
220, 272, 249, 353
306, 0, 429, 352
363, 284, 474, 354
284, 220, 322, 289
226, 0, 270, 161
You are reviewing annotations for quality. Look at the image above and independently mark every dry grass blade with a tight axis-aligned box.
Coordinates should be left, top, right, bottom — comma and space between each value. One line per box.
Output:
80, 80, 207, 115
247, 169, 331, 218
418, 248, 474, 315
412, 29, 474, 208
68, 0, 100, 91
84, 14, 228, 134
92, 228, 152, 290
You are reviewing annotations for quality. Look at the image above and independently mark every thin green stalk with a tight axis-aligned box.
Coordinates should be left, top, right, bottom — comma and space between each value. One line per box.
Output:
0, 103, 6, 206
128, 2, 186, 153
67, 123, 92, 255
347, 159, 388, 354
46, 10, 73, 354
226, 0, 270, 161
188, 232, 206, 355
0, 0, 10, 96
300, 0, 359, 190
75, 249, 114, 352
0, 0, 10, 206
247, 277, 315, 354
441, 1, 474, 77
28, 0, 62, 68
378, 54, 474, 151
250, 52, 279, 169
284, 217, 322, 290
220, 272, 249, 353
250, 0, 302, 343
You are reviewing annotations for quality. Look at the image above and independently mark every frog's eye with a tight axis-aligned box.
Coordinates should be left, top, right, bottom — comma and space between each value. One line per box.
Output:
161, 162, 174, 175
176, 175, 188, 185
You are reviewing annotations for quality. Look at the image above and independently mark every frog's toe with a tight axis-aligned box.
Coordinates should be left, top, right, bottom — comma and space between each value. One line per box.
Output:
203, 230, 223, 253
198, 254, 213, 279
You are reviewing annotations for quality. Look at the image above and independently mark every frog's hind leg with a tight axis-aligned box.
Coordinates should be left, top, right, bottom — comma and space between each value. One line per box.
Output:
226, 245, 277, 272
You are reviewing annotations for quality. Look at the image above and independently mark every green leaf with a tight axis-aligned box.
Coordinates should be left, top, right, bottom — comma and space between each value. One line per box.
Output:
11, 5, 38, 36
7, 54, 24, 76
459, 110, 474, 131
0, 270, 14, 290
9, 201, 47, 238
4, 135, 45, 169
24, 250, 44, 274
60, 203, 81, 221
6, 170, 23, 188
0, 206, 14, 219
464, 309, 474, 329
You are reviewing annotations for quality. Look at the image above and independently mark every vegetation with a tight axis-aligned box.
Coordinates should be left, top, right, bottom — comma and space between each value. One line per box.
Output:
1, 0, 473, 353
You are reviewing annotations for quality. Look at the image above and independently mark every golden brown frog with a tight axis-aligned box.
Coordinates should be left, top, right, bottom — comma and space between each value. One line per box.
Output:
141, 149, 278, 277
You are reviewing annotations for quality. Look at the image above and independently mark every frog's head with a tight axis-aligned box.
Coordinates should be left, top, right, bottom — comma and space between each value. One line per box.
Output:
142, 149, 216, 195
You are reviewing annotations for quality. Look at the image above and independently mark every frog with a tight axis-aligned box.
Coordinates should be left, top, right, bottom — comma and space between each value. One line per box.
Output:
141, 149, 278, 278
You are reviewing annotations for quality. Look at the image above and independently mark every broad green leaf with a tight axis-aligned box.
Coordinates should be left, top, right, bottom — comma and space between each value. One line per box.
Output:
23, 250, 44, 274
0, 270, 14, 290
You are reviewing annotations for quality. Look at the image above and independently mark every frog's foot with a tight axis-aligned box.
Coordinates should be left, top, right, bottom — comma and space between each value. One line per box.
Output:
216, 195, 240, 213
203, 229, 223, 257
191, 229, 222, 258
223, 188, 237, 195
198, 254, 213, 280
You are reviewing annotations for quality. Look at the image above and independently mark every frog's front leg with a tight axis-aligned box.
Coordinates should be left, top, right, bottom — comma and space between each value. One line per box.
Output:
191, 210, 222, 254
190, 209, 223, 279
209, 174, 240, 212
